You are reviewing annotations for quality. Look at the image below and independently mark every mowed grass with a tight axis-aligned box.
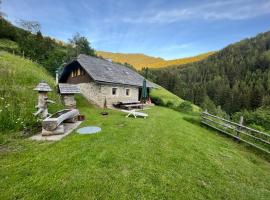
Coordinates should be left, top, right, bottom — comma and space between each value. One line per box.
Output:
0, 96, 269, 200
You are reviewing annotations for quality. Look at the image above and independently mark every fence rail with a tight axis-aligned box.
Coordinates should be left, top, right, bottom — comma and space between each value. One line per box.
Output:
201, 111, 270, 154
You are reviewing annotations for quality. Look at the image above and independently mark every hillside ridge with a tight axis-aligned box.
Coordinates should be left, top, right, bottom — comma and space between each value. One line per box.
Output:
97, 51, 215, 70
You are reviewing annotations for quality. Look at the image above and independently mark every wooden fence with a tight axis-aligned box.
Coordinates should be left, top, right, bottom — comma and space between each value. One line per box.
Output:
201, 111, 270, 154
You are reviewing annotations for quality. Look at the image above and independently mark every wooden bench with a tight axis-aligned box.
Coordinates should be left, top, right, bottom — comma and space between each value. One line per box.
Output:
120, 100, 140, 105
113, 100, 143, 109
121, 103, 144, 110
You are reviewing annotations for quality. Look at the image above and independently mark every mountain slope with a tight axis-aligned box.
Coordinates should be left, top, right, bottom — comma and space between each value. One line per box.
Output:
144, 31, 270, 130
97, 51, 215, 70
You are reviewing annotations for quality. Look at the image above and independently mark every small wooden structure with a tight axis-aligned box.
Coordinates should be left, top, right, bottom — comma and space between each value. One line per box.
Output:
58, 83, 80, 108
33, 81, 54, 118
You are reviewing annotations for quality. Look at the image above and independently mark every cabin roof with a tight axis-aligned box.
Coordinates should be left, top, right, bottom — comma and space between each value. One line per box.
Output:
60, 54, 155, 88
34, 81, 52, 92
58, 83, 80, 94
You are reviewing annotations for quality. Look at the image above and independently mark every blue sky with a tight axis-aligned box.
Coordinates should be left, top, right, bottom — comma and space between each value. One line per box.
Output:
2, 0, 270, 59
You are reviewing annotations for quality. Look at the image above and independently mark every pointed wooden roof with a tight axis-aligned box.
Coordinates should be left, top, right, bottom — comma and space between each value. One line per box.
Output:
34, 81, 52, 92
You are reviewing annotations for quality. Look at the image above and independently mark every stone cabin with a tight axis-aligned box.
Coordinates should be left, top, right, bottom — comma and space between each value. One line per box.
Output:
59, 54, 155, 107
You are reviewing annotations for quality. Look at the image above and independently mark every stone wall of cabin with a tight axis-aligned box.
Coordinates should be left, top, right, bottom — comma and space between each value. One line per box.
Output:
78, 82, 102, 106
100, 85, 139, 107
78, 82, 139, 108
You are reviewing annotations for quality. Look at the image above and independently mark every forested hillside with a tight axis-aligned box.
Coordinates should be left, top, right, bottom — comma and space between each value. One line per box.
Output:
142, 31, 270, 131
97, 51, 214, 70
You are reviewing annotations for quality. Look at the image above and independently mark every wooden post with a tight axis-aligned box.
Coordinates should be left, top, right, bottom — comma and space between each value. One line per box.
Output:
22, 51, 25, 58
55, 70, 59, 85
236, 116, 244, 141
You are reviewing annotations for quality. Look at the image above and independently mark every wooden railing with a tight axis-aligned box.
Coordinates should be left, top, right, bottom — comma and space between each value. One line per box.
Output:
201, 111, 270, 154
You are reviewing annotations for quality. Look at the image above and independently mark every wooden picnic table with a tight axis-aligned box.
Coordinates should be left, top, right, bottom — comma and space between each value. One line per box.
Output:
121, 103, 144, 110
119, 100, 140, 105
113, 100, 144, 110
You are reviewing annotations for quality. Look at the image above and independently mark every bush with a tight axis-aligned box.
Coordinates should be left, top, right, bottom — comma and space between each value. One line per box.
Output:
176, 101, 193, 113
232, 106, 270, 131
166, 101, 174, 108
151, 96, 165, 106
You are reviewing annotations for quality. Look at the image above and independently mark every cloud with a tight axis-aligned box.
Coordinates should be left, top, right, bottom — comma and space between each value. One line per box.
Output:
121, 0, 270, 24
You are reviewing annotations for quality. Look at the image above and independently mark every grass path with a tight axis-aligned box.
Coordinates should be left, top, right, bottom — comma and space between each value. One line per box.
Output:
0, 97, 270, 199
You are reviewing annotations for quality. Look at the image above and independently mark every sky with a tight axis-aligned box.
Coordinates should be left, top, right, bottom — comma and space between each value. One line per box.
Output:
2, 0, 270, 59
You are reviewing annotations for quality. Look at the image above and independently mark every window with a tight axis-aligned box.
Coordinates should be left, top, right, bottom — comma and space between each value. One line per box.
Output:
112, 88, 117, 96
126, 89, 130, 96
71, 67, 85, 78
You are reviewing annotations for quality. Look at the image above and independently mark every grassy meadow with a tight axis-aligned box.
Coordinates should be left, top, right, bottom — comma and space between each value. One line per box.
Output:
0, 95, 270, 199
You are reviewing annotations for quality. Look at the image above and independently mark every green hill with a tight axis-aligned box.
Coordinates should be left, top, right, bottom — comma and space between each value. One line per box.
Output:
0, 94, 270, 199
0, 51, 62, 133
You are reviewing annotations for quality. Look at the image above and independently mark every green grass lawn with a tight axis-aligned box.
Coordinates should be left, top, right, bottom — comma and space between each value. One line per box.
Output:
1, 96, 269, 200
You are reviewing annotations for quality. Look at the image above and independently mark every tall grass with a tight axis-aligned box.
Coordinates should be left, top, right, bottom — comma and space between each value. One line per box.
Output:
0, 51, 62, 132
